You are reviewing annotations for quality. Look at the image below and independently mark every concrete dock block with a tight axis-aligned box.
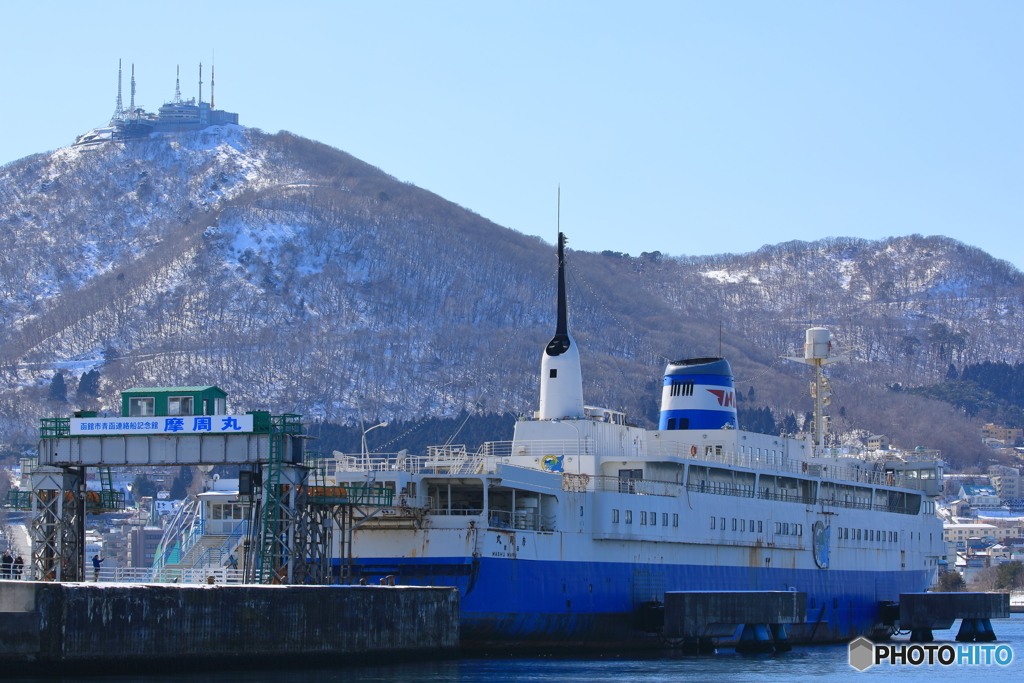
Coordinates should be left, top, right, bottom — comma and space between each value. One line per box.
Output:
0, 581, 459, 675
663, 591, 806, 639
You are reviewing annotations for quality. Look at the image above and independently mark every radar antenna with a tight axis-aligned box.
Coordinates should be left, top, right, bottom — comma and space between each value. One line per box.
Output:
784, 328, 846, 455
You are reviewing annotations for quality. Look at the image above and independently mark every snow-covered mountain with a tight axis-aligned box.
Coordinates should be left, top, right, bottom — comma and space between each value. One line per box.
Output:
0, 126, 1019, 466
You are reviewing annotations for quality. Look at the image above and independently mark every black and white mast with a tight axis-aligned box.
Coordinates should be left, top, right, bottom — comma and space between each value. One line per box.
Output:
538, 196, 585, 420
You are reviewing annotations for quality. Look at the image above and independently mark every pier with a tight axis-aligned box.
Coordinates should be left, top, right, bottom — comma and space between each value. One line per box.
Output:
0, 581, 459, 675
662, 591, 805, 653
898, 592, 1010, 643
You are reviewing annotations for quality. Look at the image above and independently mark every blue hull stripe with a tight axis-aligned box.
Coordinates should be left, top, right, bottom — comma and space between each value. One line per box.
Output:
349, 556, 930, 646
659, 409, 738, 430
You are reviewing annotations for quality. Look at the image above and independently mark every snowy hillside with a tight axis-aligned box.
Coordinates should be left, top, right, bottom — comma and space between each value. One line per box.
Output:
0, 127, 1019, 466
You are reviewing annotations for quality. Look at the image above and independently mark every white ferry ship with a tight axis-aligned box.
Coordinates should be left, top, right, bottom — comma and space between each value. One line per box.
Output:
326, 233, 945, 647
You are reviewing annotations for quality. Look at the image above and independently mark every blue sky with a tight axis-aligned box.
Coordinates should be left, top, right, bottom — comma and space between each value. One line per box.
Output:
3, 2, 1022, 269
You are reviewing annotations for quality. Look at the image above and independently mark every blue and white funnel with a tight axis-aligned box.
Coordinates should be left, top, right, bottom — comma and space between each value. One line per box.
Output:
658, 357, 738, 430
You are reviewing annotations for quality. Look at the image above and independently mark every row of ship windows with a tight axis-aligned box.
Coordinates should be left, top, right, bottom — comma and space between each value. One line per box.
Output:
709, 517, 802, 536
838, 527, 898, 543
611, 510, 680, 527
712, 517, 766, 533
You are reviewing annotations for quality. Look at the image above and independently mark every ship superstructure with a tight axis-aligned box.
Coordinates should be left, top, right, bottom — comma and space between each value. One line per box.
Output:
323, 233, 945, 647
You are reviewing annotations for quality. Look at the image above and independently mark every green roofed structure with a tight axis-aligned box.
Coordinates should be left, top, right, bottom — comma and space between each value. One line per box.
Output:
120, 386, 228, 418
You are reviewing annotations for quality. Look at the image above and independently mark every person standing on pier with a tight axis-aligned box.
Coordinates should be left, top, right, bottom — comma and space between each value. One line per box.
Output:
12, 556, 23, 580
92, 555, 104, 582
1, 551, 12, 579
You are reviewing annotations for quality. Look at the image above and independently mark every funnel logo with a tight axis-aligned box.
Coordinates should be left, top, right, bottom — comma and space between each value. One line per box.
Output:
706, 389, 735, 407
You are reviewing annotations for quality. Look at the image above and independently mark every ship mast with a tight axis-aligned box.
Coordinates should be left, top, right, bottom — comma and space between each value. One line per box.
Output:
538, 225, 584, 420
785, 327, 844, 455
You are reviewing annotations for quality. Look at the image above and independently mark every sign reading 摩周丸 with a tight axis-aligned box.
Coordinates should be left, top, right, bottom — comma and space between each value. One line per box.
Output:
69, 415, 255, 436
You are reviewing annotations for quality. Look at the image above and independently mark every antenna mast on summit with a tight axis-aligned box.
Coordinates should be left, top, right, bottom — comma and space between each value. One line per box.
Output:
114, 59, 123, 118
174, 65, 182, 103
198, 63, 203, 104
211, 50, 215, 109
129, 64, 136, 115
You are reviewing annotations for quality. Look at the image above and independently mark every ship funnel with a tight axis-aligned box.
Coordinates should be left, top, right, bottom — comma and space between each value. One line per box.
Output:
538, 232, 584, 420
658, 357, 738, 430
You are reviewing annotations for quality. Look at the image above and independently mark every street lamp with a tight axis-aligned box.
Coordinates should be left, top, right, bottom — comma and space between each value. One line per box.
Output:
361, 421, 389, 465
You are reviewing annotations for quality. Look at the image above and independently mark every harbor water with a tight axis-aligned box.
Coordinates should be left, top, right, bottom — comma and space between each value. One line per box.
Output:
8, 614, 1022, 682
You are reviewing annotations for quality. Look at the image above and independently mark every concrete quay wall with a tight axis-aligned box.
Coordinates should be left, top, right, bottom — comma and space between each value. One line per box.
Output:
0, 582, 459, 675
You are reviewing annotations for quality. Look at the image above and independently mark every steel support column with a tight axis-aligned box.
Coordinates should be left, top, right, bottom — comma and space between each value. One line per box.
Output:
30, 466, 84, 582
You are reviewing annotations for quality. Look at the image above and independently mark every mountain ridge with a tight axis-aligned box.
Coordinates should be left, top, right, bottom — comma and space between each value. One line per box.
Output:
0, 126, 1018, 468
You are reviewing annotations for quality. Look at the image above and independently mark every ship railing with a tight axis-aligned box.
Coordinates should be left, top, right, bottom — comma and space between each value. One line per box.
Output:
428, 505, 482, 516
686, 482, 756, 498
682, 480, 922, 514
489, 440, 589, 459
327, 446, 496, 476
588, 475, 681, 497
652, 441, 924, 491
756, 490, 818, 505
651, 441, 806, 475
93, 566, 245, 584
330, 452, 416, 473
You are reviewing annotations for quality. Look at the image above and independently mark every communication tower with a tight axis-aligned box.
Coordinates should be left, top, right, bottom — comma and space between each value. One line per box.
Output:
113, 59, 123, 120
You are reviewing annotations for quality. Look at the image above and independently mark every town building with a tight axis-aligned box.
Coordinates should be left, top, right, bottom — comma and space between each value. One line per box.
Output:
980, 423, 1023, 446
987, 465, 1022, 503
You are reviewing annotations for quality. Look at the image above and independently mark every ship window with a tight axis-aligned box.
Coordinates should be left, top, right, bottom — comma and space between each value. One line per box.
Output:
650, 511, 657, 526
715, 445, 723, 456
732, 518, 737, 531
129, 397, 155, 417
741, 519, 746, 531
662, 513, 668, 526
625, 510, 632, 524
720, 517, 725, 530
749, 519, 754, 531
672, 514, 679, 527
667, 418, 676, 430
758, 521, 763, 533
641, 512, 647, 525
612, 509, 619, 523
711, 517, 716, 529
549, 369, 557, 378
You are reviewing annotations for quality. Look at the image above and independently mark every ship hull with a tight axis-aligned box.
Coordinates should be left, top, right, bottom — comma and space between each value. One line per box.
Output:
348, 555, 931, 647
